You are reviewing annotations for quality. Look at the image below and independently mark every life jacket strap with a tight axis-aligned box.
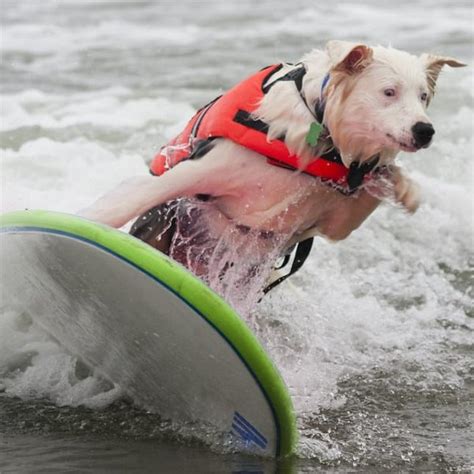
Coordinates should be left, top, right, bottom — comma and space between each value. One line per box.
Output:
190, 95, 222, 141
262, 63, 305, 94
233, 109, 273, 136
346, 156, 380, 191
263, 237, 314, 294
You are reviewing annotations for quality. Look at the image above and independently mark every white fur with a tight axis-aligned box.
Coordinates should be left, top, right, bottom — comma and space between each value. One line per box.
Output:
256, 42, 464, 169
80, 42, 465, 250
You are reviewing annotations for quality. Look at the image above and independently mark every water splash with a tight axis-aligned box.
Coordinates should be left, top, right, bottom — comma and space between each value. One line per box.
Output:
166, 198, 290, 316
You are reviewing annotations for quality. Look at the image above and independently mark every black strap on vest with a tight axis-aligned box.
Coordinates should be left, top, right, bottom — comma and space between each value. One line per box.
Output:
263, 237, 314, 294
347, 156, 380, 191
262, 64, 305, 94
262, 63, 326, 124
233, 109, 271, 135
190, 95, 222, 141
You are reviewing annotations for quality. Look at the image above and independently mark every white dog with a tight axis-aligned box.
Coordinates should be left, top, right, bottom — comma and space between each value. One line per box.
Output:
80, 41, 465, 302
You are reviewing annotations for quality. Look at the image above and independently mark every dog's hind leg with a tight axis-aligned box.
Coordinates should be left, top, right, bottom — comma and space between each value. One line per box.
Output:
129, 201, 177, 254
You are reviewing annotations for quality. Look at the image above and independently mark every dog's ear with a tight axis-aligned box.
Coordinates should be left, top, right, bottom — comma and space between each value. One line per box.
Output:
326, 40, 373, 74
420, 54, 466, 96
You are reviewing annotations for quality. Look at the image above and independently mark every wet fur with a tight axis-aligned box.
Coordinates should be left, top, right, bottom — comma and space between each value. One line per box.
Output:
81, 41, 465, 272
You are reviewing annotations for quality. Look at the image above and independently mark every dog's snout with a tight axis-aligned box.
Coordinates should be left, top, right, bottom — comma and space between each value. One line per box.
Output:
412, 122, 435, 148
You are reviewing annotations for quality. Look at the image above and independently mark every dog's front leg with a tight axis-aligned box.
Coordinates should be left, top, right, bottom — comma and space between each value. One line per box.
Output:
78, 143, 240, 228
391, 167, 420, 213
364, 165, 420, 214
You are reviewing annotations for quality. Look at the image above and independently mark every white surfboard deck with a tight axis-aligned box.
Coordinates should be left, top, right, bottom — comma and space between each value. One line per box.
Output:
0, 210, 296, 457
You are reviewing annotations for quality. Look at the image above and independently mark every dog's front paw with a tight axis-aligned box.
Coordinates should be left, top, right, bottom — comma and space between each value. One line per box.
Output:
392, 168, 420, 213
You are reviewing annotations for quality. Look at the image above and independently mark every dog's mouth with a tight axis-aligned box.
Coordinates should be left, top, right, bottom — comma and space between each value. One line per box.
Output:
386, 133, 418, 152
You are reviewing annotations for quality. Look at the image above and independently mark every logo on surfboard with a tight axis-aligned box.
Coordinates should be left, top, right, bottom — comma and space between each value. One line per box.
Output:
231, 411, 268, 449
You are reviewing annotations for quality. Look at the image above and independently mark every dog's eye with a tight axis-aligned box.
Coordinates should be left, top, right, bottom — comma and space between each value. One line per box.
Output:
421, 92, 428, 101
384, 88, 396, 97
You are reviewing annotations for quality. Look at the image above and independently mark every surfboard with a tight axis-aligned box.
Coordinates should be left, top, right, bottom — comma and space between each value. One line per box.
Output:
0, 210, 297, 457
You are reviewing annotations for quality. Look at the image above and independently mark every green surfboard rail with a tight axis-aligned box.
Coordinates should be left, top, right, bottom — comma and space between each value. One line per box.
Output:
0, 209, 298, 457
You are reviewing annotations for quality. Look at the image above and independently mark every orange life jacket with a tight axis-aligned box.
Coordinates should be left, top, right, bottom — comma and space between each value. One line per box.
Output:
150, 64, 378, 193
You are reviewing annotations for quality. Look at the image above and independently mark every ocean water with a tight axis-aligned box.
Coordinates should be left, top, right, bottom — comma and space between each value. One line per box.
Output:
1, 0, 473, 472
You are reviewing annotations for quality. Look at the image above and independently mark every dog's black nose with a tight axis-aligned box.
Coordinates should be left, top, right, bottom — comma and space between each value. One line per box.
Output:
412, 122, 435, 148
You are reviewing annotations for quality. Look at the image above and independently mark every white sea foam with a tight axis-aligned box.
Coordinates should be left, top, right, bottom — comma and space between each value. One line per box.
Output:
0, 137, 147, 213
1, 21, 202, 56
0, 88, 194, 132
0, 311, 122, 408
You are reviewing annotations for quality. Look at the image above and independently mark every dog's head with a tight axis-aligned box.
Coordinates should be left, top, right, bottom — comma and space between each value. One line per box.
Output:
319, 41, 466, 166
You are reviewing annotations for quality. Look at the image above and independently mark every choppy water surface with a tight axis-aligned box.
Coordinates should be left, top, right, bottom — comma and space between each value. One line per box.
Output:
1, 0, 473, 472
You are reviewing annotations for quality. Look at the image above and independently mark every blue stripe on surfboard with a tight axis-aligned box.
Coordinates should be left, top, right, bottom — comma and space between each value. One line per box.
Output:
231, 423, 267, 449
233, 411, 268, 445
